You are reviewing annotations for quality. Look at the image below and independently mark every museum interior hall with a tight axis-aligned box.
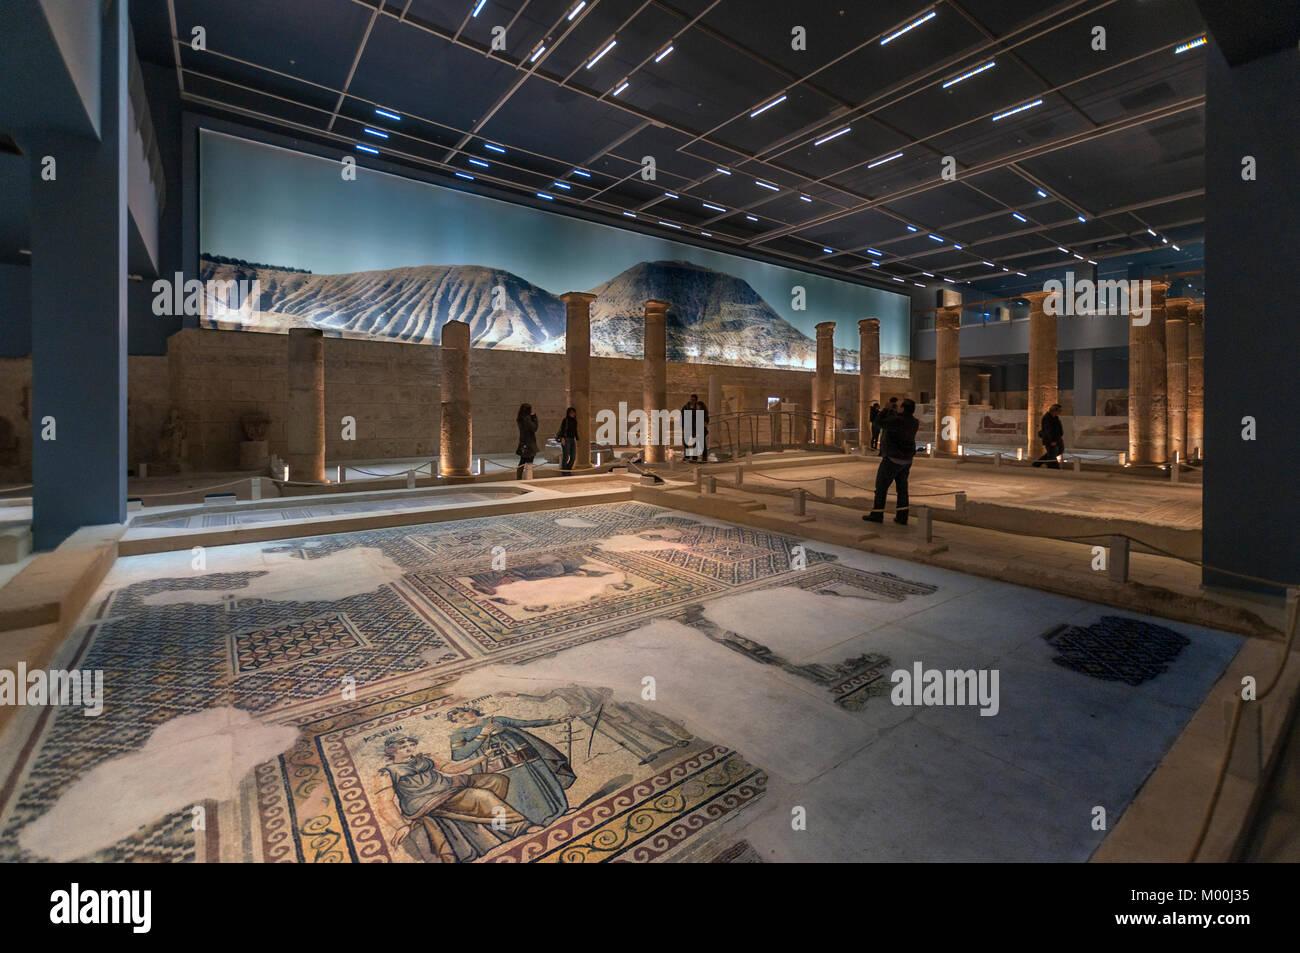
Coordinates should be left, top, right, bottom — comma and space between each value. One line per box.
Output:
0, 0, 1297, 878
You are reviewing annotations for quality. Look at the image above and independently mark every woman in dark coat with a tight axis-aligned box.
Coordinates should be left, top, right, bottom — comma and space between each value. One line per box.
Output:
556, 406, 579, 475
516, 403, 538, 479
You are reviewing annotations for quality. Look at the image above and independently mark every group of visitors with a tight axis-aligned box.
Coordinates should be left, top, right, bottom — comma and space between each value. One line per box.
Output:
863, 398, 1069, 524
514, 403, 578, 479
513, 395, 710, 478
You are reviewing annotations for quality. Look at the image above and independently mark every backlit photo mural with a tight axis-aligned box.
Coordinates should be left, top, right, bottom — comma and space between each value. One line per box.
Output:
198, 130, 910, 374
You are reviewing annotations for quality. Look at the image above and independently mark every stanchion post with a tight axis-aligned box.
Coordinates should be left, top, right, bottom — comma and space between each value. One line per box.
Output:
706, 475, 717, 494
916, 505, 932, 543
1072, 457, 1081, 473
736, 466, 744, 486
954, 491, 967, 520
406, 470, 416, 489
825, 477, 835, 500
994, 452, 1001, 468
250, 477, 261, 501
1108, 535, 1130, 583
792, 488, 805, 516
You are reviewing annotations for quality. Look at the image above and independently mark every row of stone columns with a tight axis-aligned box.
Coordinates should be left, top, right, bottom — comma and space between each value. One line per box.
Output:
283, 303, 892, 481
1128, 284, 1206, 465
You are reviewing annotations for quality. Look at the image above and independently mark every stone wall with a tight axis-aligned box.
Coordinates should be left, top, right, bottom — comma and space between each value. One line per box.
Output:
0, 329, 915, 476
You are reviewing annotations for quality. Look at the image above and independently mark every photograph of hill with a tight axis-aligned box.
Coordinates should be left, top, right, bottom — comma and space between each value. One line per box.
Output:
199, 131, 910, 374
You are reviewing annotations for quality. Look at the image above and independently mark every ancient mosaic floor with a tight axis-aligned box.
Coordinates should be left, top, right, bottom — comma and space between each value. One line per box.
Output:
0, 501, 1240, 862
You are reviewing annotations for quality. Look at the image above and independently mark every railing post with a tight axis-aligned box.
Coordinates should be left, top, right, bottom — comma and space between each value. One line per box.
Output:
825, 477, 835, 500
1072, 457, 1081, 473
994, 452, 1001, 468
735, 466, 744, 486
406, 470, 416, 489
706, 475, 717, 494
954, 491, 967, 520
250, 476, 261, 501
1108, 535, 1129, 582
792, 488, 805, 516
916, 505, 932, 542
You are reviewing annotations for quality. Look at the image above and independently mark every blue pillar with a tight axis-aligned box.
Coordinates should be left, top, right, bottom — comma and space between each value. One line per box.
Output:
1073, 349, 1096, 417
1202, 41, 1299, 596
29, 1, 128, 549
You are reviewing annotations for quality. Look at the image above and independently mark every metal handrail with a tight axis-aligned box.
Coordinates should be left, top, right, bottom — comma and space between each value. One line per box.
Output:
709, 409, 847, 460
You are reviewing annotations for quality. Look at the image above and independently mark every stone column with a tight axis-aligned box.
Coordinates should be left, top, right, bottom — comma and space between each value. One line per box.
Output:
561, 292, 596, 471
1165, 297, 1192, 462
857, 318, 880, 441
1128, 280, 1169, 466
1025, 290, 1057, 458
813, 321, 836, 444
1187, 302, 1205, 460
976, 372, 991, 406
934, 301, 961, 454
286, 328, 326, 482
439, 320, 472, 477
643, 300, 669, 463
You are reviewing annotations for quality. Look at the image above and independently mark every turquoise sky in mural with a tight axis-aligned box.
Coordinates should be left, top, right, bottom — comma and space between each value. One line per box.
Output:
199, 130, 909, 358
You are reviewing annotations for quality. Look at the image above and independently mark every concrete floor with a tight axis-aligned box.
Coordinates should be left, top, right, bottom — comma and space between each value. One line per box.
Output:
0, 496, 1240, 863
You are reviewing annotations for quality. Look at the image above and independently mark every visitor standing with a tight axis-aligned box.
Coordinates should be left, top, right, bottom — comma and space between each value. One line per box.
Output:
556, 406, 579, 475
681, 393, 709, 462
516, 403, 538, 479
869, 401, 882, 450
1032, 403, 1065, 469
863, 398, 919, 525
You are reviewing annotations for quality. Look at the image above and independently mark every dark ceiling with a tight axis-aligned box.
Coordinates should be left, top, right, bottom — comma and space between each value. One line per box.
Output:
130, 0, 1210, 294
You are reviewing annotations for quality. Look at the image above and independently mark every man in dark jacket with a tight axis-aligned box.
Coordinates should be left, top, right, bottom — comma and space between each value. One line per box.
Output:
681, 394, 709, 462
1032, 403, 1064, 469
868, 402, 882, 450
875, 397, 899, 457
863, 398, 919, 525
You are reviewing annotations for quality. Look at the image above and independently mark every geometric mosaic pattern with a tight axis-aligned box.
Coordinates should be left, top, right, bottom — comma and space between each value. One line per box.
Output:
1043, 615, 1192, 686
0, 501, 921, 863
228, 612, 371, 677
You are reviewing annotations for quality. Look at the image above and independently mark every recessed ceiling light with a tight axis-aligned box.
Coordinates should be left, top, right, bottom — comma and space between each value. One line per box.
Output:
612, 80, 629, 96
567, 2, 586, 21
1057, 246, 1068, 253
991, 99, 1043, 122
536, 192, 553, 200
455, 172, 474, 180
1077, 215, 1087, 223
953, 243, 962, 249
484, 143, 505, 153
941, 60, 995, 89
1174, 36, 1207, 55
622, 211, 636, 217
468, 158, 489, 168
471, 0, 487, 18
867, 151, 903, 168
867, 248, 883, 256
881, 10, 936, 46
374, 108, 401, 121
982, 260, 995, 267
928, 234, 944, 242
664, 191, 679, 199
823, 247, 835, 254
703, 202, 726, 212
553, 182, 571, 190
1147, 228, 1157, 237
658, 220, 682, 229
800, 195, 812, 202
1172, 244, 1180, 251
1036, 189, 1047, 198
944, 277, 956, 283
922, 272, 934, 277
891, 276, 905, 282
814, 127, 852, 147
716, 167, 732, 175
745, 214, 758, 222
1016, 272, 1026, 277
749, 94, 787, 118
363, 128, 388, 139
754, 179, 780, 191
355, 143, 379, 154
701, 231, 712, 237
1012, 213, 1026, 222
586, 38, 617, 68
654, 45, 674, 63
1087, 260, 1098, 265
572, 169, 591, 178
529, 44, 546, 63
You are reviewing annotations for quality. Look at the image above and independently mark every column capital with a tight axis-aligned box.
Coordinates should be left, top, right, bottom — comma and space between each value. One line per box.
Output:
815, 320, 836, 335
1020, 290, 1053, 313
1188, 301, 1205, 325
440, 319, 471, 346
560, 291, 597, 304
935, 307, 961, 330
1164, 296, 1193, 319
858, 317, 880, 332
644, 299, 670, 312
